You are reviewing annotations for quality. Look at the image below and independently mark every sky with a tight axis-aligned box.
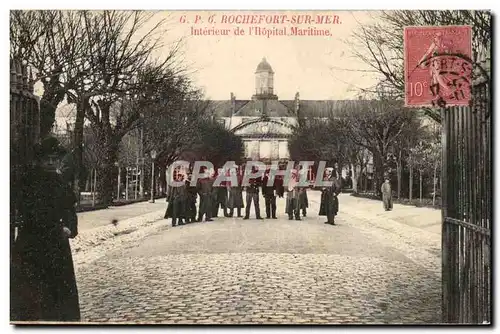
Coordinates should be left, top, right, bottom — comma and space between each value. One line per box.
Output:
151, 10, 382, 101
49, 10, 383, 130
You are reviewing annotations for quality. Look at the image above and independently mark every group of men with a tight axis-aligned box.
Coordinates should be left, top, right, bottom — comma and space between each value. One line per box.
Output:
164, 165, 342, 227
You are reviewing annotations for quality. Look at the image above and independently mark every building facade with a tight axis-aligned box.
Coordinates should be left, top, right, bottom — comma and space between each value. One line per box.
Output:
212, 57, 345, 162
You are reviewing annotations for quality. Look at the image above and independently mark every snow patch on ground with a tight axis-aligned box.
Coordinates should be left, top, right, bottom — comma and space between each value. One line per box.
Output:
71, 210, 167, 267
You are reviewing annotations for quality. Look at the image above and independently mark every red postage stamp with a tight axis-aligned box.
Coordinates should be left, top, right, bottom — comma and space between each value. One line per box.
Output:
404, 25, 472, 107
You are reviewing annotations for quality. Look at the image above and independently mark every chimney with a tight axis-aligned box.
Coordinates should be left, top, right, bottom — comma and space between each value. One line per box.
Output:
294, 92, 300, 113
230, 92, 236, 114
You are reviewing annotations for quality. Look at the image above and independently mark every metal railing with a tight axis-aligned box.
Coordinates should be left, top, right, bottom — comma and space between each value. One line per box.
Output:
10, 59, 40, 248
441, 77, 491, 323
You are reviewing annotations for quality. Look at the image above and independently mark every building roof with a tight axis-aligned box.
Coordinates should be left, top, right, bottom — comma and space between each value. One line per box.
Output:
255, 58, 274, 73
297, 100, 370, 117
210, 100, 250, 117
209, 98, 375, 118
233, 99, 293, 117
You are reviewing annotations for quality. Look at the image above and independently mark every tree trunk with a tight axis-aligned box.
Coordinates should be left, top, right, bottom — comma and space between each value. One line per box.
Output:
39, 99, 58, 138
39, 81, 66, 138
85, 174, 90, 192
126, 168, 129, 201
432, 160, 438, 206
97, 135, 119, 206
363, 163, 368, 192
134, 162, 139, 200
409, 162, 413, 202
419, 169, 423, 203
92, 168, 97, 207
397, 150, 402, 199
361, 165, 366, 192
140, 162, 144, 198
159, 164, 167, 196
373, 152, 384, 197
73, 100, 86, 206
117, 166, 121, 201
140, 127, 144, 198
351, 163, 358, 193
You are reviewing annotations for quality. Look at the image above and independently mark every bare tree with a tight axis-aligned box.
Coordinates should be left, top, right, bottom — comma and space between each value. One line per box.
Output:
10, 10, 89, 137
289, 119, 335, 164
337, 100, 417, 195
69, 11, 180, 204
191, 119, 245, 168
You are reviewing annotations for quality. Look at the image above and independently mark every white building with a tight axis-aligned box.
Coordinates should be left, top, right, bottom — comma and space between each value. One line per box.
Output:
212, 57, 352, 162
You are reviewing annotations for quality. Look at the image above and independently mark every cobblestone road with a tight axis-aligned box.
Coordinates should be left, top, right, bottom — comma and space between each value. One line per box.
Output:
75, 191, 442, 324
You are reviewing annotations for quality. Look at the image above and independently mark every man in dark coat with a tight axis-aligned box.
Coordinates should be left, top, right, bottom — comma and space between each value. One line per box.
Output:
212, 168, 228, 218
186, 170, 198, 222
299, 190, 309, 217
196, 167, 214, 222
11, 137, 81, 322
262, 169, 278, 219
298, 168, 309, 217
225, 166, 244, 218
319, 168, 342, 225
164, 188, 173, 220
275, 175, 285, 198
167, 171, 189, 227
243, 166, 263, 220
285, 169, 302, 221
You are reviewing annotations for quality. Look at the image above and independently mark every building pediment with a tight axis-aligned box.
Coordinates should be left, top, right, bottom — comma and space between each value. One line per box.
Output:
232, 118, 294, 137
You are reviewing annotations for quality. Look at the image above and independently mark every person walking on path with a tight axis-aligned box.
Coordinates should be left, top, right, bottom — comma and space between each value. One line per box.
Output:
11, 137, 81, 322
381, 176, 393, 211
319, 167, 342, 225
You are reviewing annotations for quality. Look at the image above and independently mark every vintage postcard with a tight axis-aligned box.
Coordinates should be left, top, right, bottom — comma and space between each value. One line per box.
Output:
9, 9, 491, 325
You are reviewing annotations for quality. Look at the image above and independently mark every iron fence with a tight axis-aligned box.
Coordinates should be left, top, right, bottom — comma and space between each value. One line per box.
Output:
441, 78, 491, 323
10, 59, 40, 249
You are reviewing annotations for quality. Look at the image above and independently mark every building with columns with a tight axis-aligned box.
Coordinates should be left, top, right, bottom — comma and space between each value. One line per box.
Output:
212, 57, 343, 162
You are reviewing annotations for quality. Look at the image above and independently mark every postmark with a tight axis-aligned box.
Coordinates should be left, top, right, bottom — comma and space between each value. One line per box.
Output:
404, 25, 472, 108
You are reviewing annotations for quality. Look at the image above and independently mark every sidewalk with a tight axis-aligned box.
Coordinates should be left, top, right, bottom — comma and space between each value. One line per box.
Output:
307, 190, 441, 235
77, 200, 167, 231
72, 200, 168, 266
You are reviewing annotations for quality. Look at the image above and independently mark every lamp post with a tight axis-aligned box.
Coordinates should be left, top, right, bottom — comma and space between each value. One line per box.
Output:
149, 149, 157, 203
